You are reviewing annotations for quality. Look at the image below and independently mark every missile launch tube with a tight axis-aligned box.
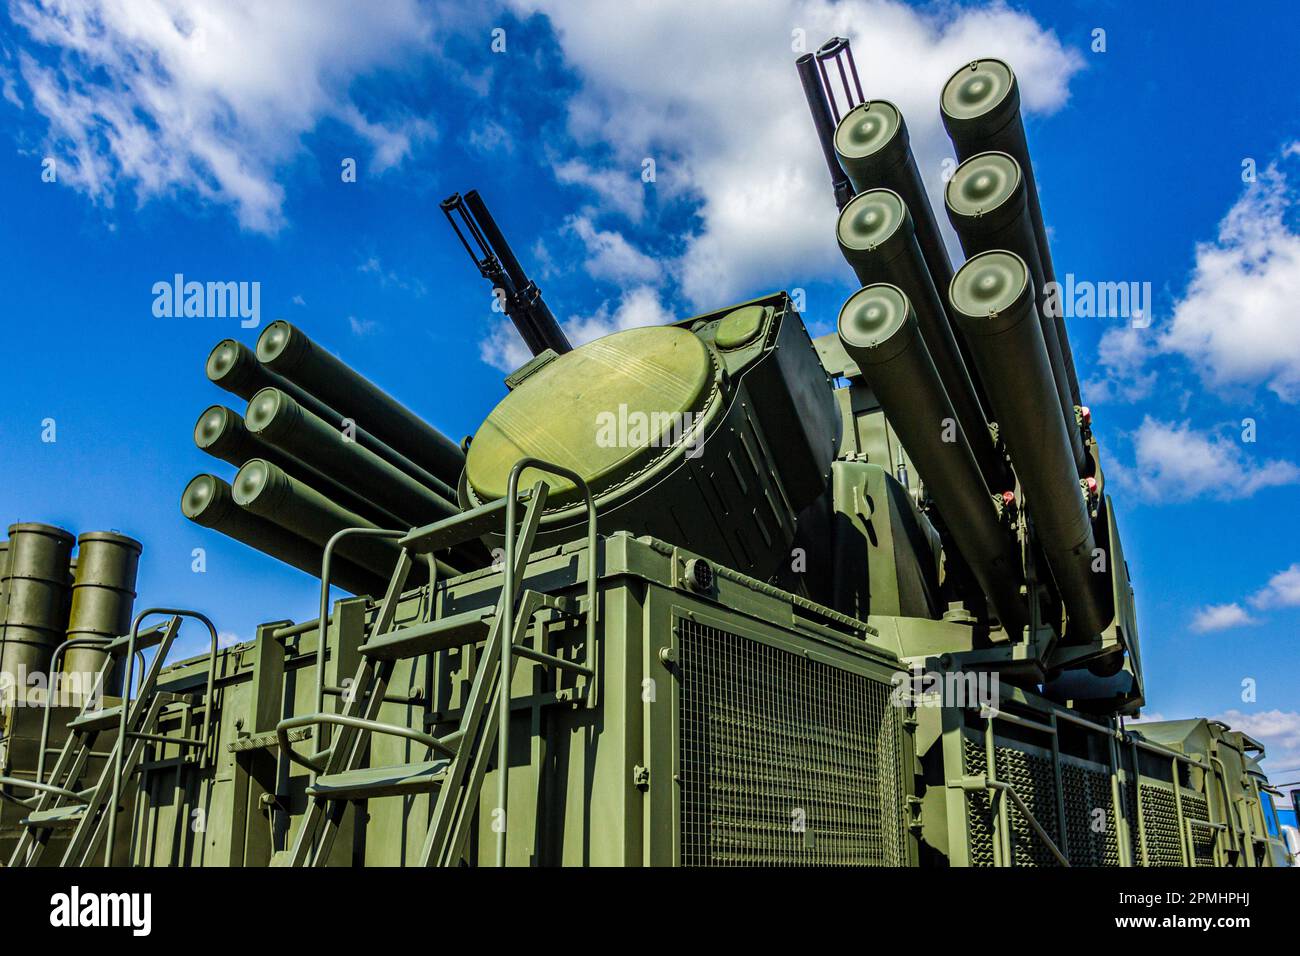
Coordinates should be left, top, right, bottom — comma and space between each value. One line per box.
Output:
837, 189, 1006, 490
0, 522, 74, 680
233, 459, 449, 583
834, 101, 993, 418
208, 338, 459, 501
945, 152, 1086, 473
941, 60, 1083, 409
256, 321, 466, 487
194, 404, 414, 529
838, 284, 1027, 636
63, 531, 141, 680
949, 251, 1110, 640
244, 387, 460, 528
181, 474, 391, 596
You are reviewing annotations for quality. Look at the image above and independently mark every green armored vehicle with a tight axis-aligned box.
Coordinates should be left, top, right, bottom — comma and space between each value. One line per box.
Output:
0, 39, 1291, 869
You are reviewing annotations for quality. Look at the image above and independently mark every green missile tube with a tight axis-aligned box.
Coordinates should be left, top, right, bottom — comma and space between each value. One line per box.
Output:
949, 251, 1110, 640
63, 531, 141, 680
209, 339, 458, 502
244, 387, 459, 528
838, 284, 1027, 637
232, 459, 451, 583
182, 474, 391, 597
256, 321, 466, 488
945, 151, 1086, 474
940, 59, 1082, 409
0, 522, 74, 680
834, 103, 955, 314
195, 404, 408, 529
837, 188, 1006, 490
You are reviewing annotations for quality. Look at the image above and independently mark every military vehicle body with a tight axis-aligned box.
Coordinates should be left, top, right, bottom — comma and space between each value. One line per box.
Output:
0, 38, 1292, 868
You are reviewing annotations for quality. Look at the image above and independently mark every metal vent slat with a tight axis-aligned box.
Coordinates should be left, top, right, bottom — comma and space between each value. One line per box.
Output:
677, 620, 903, 866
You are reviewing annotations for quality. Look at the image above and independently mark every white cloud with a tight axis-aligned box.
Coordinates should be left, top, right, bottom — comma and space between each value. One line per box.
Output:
217, 630, 243, 648
1190, 602, 1255, 634
509, 0, 1083, 306
566, 215, 661, 284
1250, 563, 1300, 610
1159, 160, 1300, 403
1118, 416, 1300, 503
553, 158, 644, 222
1213, 709, 1300, 774
10, 0, 437, 232
468, 119, 514, 155
291, 294, 306, 306
359, 255, 428, 296
349, 315, 379, 336
1084, 324, 1158, 404
562, 285, 675, 346
1092, 152, 1300, 406
479, 285, 674, 371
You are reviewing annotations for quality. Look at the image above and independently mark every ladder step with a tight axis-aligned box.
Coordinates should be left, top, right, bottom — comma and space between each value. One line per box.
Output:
66, 703, 124, 732
22, 804, 87, 829
358, 608, 494, 661
306, 759, 450, 800
400, 497, 509, 555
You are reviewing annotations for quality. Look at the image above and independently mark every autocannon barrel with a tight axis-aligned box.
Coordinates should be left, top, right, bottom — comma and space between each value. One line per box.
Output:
949, 251, 1110, 640
837, 188, 1005, 490
63, 531, 141, 680
244, 387, 460, 529
945, 151, 1086, 473
181, 474, 389, 597
0, 522, 74, 680
256, 321, 466, 487
838, 284, 1027, 636
941, 59, 1082, 410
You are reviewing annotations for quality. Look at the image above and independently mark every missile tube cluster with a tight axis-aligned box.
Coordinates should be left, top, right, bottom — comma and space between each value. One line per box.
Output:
184, 322, 478, 594
833, 59, 1111, 641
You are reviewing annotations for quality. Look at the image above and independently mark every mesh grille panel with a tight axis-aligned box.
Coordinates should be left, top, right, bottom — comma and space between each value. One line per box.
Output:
1061, 760, 1121, 867
1183, 793, 1215, 866
1138, 784, 1184, 866
677, 619, 904, 866
962, 737, 1064, 867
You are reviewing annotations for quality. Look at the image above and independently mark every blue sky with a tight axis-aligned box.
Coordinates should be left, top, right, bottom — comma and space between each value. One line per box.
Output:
0, 0, 1297, 781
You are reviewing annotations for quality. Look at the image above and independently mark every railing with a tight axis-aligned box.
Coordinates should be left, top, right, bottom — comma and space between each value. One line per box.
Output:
105, 608, 220, 866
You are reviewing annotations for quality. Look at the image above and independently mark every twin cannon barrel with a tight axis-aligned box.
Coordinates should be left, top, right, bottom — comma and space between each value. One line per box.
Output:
833, 59, 1110, 643
183, 321, 479, 594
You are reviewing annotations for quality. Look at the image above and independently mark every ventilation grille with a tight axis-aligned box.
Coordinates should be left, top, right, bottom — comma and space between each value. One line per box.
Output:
1183, 793, 1215, 866
1138, 784, 1184, 866
677, 619, 905, 866
962, 738, 1064, 867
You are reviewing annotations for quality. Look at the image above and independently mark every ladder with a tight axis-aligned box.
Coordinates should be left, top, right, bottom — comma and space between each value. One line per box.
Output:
0, 609, 221, 867
276, 458, 597, 867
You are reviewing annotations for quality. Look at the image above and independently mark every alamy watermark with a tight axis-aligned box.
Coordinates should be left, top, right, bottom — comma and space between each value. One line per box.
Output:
594, 403, 705, 459
152, 273, 260, 328
1042, 274, 1151, 328
890, 664, 1000, 711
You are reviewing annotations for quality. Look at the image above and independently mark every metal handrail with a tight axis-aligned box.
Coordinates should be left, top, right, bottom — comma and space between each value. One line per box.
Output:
105, 608, 220, 867
314, 527, 411, 721
33, 632, 155, 785
950, 774, 1071, 866
36, 636, 116, 785
277, 713, 457, 774
0, 775, 87, 807
499, 457, 597, 867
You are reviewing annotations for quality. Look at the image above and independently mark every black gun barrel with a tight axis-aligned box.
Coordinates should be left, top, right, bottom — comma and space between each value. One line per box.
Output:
796, 53, 854, 209
444, 190, 572, 357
